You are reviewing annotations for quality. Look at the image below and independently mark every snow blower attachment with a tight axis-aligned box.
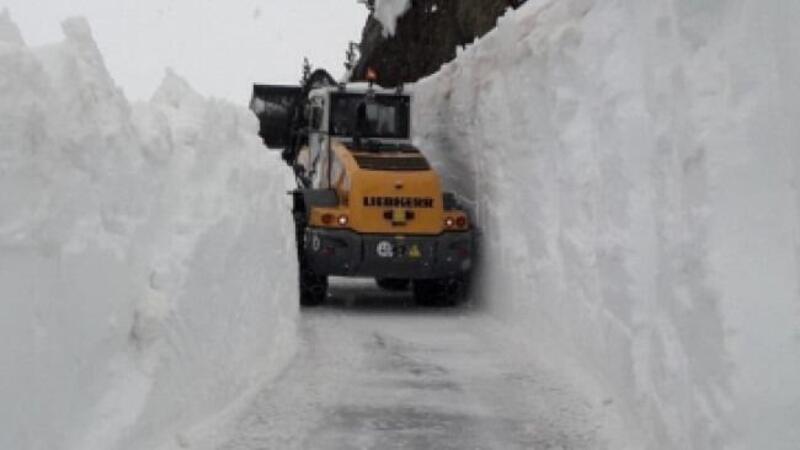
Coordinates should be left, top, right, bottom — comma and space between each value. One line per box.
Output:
250, 68, 473, 307
250, 85, 300, 150
251, 69, 338, 166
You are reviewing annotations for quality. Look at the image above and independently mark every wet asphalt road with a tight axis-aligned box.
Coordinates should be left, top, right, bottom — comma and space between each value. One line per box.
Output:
217, 279, 606, 450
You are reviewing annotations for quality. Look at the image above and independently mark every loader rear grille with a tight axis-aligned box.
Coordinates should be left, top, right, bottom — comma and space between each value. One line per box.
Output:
354, 155, 430, 171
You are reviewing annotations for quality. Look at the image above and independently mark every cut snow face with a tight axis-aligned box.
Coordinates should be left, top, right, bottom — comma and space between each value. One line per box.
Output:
413, 0, 800, 449
373, 0, 411, 37
0, 12, 297, 450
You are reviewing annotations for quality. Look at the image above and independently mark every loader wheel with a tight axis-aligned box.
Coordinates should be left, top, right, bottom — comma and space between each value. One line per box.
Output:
413, 277, 464, 307
299, 265, 327, 307
295, 215, 327, 307
375, 278, 410, 291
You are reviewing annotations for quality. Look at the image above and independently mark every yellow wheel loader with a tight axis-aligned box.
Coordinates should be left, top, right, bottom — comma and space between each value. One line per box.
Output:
250, 69, 473, 306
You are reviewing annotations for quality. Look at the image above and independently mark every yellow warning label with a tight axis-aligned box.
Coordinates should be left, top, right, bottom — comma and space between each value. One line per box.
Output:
408, 244, 421, 258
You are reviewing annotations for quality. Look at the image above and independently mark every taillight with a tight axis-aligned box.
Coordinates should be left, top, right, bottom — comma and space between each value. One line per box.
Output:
456, 216, 467, 229
338, 215, 349, 226
444, 217, 455, 229
321, 213, 334, 225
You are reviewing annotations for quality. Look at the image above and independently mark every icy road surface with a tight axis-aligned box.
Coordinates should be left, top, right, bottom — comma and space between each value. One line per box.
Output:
217, 279, 608, 450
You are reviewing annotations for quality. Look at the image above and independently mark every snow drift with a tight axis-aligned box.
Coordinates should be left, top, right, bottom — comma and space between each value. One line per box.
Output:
0, 13, 297, 450
414, 0, 800, 449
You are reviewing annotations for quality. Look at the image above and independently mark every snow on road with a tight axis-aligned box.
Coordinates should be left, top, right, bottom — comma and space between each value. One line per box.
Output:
214, 279, 620, 450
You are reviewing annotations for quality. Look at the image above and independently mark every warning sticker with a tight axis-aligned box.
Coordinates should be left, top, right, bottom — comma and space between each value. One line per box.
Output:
376, 241, 394, 258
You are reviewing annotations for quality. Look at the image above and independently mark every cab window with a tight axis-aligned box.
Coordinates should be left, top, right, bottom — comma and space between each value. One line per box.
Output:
329, 93, 410, 139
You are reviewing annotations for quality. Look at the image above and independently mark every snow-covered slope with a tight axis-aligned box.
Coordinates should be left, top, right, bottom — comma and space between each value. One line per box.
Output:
0, 14, 297, 450
373, 0, 411, 37
414, 1, 800, 449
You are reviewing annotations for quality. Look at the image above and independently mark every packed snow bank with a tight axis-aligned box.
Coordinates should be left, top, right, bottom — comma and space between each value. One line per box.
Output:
0, 14, 297, 450
414, 0, 800, 449
373, 0, 411, 37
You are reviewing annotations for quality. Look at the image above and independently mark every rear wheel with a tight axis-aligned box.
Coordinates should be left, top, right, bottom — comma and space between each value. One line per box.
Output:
295, 212, 327, 307
375, 278, 410, 291
412, 277, 465, 307
299, 265, 327, 307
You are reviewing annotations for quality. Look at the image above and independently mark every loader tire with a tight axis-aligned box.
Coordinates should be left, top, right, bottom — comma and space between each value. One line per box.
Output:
295, 215, 327, 307
299, 265, 327, 307
375, 278, 410, 291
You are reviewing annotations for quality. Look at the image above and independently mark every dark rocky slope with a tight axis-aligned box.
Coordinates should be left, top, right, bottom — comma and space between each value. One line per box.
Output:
352, 0, 527, 86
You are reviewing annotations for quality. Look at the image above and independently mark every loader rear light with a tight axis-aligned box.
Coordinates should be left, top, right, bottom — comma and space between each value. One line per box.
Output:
456, 216, 467, 229
321, 213, 334, 225
444, 217, 455, 229
338, 215, 349, 226
366, 67, 378, 82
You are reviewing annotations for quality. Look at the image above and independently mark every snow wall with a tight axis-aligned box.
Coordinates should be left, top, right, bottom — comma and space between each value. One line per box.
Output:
414, 1, 800, 449
0, 13, 297, 450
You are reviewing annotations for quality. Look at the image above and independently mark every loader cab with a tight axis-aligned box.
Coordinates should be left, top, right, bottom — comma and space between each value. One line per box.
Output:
304, 86, 413, 188
305, 85, 412, 148
329, 90, 411, 144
